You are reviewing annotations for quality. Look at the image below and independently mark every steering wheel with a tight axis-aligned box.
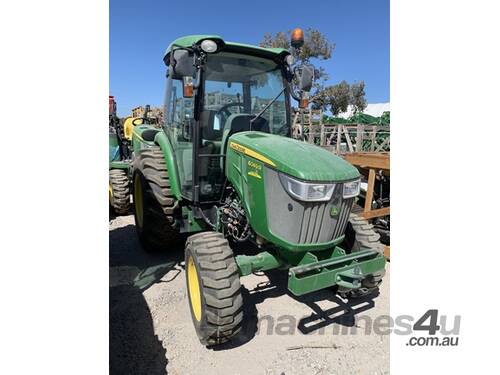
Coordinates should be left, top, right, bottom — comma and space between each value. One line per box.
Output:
215, 102, 245, 116
132, 117, 144, 126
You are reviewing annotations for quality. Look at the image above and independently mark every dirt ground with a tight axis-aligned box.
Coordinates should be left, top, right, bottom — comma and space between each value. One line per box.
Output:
110, 213, 390, 375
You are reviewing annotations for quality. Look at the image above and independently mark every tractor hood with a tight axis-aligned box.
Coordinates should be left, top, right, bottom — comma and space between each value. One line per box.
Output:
228, 132, 360, 182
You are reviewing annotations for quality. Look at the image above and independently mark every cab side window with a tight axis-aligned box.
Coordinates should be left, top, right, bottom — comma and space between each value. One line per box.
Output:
166, 78, 193, 127
163, 73, 195, 199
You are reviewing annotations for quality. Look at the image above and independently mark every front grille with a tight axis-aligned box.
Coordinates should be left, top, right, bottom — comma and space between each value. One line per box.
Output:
264, 168, 354, 245
297, 193, 353, 244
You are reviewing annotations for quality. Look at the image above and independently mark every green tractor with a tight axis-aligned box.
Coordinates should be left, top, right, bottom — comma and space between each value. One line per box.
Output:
109, 95, 132, 215
109, 98, 156, 215
130, 31, 386, 346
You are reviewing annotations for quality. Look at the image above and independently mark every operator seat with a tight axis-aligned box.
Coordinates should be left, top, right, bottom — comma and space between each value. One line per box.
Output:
200, 110, 223, 142
221, 114, 269, 155
141, 129, 160, 141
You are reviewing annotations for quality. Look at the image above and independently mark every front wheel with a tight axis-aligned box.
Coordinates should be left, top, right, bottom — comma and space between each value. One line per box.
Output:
185, 232, 243, 346
340, 213, 385, 299
109, 169, 130, 215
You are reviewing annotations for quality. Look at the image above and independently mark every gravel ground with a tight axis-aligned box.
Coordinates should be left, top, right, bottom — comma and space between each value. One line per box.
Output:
110, 213, 390, 375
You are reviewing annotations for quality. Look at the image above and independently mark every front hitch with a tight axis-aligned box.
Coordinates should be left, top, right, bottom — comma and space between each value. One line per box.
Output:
235, 246, 386, 296
287, 249, 386, 296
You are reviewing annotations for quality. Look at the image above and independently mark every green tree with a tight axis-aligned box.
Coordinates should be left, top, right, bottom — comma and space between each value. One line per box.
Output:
350, 81, 367, 113
327, 81, 351, 116
260, 31, 289, 50
260, 29, 367, 115
260, 28, 335, 100
313, 81, 368, 116
260, 28, 334, 62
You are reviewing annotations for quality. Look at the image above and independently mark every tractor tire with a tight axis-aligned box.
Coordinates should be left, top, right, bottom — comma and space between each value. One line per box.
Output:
340, 213, 385, 299
185, 232, 243, 346
133, 147, 180, 252
109, 169, 130, 215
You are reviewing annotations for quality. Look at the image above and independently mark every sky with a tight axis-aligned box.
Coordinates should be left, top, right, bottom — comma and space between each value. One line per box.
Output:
110, 0, 389, 117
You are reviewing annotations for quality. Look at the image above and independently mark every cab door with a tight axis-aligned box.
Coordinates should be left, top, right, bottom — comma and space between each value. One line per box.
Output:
164, 74, 195, 199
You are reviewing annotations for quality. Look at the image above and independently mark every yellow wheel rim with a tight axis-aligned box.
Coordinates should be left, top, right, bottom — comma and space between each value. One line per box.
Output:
108, 182, 113, 203
187, 256, 202, 321
134, 174, 144, 227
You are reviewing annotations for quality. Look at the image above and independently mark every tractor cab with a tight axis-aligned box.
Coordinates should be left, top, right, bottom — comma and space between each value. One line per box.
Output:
162, 36, 312, 204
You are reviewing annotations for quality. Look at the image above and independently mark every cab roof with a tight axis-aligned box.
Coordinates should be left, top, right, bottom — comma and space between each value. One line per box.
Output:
163, 35, 289, 65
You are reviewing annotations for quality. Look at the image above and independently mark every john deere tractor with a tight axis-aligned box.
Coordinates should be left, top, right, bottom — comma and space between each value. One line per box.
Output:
130, 30, 386, 346
109, 97, 153, 214
109, 95, 132, 215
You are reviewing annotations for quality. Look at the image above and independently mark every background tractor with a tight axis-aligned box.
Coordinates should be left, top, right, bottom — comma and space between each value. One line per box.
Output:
109, 98, 156, 214
130, 30, 386, 346
109, 95, 131, 215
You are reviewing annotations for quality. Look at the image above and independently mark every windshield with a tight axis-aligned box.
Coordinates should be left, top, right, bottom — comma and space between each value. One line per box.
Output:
201, 52, 289, 141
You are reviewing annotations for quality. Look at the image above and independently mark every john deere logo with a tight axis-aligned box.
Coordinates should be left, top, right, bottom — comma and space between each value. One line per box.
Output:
330, 205, 340, 217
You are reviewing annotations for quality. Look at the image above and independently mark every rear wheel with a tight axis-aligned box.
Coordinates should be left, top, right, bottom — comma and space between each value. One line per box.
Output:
185, 232, 243, 346
340, 213, 385, 299
133, 147, 180, 252
109, 169, 130, 215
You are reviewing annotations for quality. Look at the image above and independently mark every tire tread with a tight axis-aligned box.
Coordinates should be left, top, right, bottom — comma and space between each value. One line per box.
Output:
186, 232, 243, 346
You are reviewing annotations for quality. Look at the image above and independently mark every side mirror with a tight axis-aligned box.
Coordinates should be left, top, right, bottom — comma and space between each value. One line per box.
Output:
171, 49, 195, 77
297, 65, 314, 92
170, 49, 196, 98
293, 65, 314, 108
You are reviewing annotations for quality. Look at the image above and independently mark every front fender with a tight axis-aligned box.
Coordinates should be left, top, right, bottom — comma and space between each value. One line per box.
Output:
154, 131, 183, 200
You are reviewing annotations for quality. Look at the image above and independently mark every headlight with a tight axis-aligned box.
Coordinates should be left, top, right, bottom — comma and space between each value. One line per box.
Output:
200, 40, 218, 53
279, 173, 335, 202
343, 179, 361, 198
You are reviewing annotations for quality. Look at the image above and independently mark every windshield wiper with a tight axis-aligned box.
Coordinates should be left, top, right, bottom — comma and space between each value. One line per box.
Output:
249, 88, 285, 129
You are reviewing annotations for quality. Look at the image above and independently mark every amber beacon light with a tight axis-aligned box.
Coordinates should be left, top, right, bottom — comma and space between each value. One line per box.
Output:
291, 28, 304, 48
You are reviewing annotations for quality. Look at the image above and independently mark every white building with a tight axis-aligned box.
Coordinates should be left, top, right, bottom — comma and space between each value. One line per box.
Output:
337, 102, 390, 119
